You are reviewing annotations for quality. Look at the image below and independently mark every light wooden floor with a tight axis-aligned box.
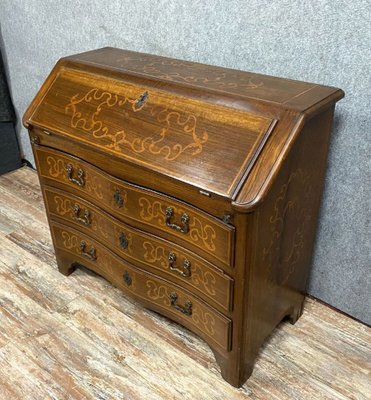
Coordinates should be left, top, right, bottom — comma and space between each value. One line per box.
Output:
0, 166, 370, 400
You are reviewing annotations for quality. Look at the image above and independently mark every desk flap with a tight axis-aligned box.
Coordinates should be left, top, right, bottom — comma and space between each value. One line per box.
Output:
26, 68, 276, 198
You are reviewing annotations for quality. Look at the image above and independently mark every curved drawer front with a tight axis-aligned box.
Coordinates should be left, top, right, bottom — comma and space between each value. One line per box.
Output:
51, 222, 232, 352
35, 146, 234, 267
44, 187, 233, 311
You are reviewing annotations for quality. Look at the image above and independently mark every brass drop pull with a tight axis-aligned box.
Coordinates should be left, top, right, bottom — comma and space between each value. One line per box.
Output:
79, 240, 97, 261
123, 271, 132, 286
119, 232, 129, 249
66, 163, 85, 187
169, 292, 192, 316
168, 252, 191, 277
165, 207, 189, 234
134, 91, 149, 111
73, 204, 91, 226
114, 189, 124, 208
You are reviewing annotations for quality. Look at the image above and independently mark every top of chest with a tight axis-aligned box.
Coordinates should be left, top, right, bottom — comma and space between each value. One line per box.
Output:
23, 47, 343, 207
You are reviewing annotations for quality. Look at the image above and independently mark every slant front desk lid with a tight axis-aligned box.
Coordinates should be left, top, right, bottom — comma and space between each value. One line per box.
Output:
24, 47, 344, 203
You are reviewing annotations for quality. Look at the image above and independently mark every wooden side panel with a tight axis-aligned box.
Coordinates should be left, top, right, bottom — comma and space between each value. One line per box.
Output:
44, 186, 234, 312
240, 107, 336, 385
50, 222, 232, 352
34, 146, 235, 268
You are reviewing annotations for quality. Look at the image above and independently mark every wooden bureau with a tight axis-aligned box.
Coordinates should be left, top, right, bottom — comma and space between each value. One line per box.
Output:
23, 47, 344, 387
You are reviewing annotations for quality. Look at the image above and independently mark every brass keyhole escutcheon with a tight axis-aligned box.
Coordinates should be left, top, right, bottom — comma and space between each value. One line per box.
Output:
133, 91, 149, 111
114, 189, 124, 208
119, 232, 129, 250
123, 271, 132, 286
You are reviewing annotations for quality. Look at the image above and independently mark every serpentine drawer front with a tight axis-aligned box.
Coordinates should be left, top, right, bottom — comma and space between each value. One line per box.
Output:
34, 146, 234, 269
24, 47, 344, 387
51, 222, 232, 352
44, 186, 233, 312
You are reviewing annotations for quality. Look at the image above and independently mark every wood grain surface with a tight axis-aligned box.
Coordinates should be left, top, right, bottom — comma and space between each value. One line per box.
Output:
29, 67, 276, 198
0, 166, 370, 400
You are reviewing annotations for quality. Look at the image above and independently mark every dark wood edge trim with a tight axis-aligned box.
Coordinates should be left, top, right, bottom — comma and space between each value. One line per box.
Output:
231, 113, 306, 212
239, 210, 259, 371
302, 89, 345, 120
231, 118, 278, 200
22, 59, 67, 129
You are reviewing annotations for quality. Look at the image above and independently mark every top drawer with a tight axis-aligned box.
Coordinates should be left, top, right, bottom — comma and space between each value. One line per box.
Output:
34, 146, 235, 268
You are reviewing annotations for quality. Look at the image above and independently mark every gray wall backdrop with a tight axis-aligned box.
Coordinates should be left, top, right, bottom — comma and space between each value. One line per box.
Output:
1, 0, 370, 324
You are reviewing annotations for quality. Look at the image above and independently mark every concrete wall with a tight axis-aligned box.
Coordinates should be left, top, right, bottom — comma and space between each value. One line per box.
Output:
1, 0, 370, 324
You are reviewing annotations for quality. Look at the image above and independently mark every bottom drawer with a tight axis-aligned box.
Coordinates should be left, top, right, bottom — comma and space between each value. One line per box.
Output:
51, 222, 232, 352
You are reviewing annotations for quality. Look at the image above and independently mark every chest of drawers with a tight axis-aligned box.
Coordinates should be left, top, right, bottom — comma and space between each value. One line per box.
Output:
23, 47, 343, 387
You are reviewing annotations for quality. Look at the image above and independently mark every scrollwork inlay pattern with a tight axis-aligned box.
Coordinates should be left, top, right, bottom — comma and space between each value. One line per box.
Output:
114, 55, 264, 91
46, 156, 104, 199
143, 241, 168, 269
65, 87, 208, 161
59, 230, 114, 276
263, 168, 312, 286
61, 231, 79, 250
46, 156, 65, 178
53, 196, 73, 216
192, 269, 217, 296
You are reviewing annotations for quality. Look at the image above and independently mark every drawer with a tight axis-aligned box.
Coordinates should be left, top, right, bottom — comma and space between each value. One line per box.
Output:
35, 146, 235, 268
51, 222, 232, 352
44, 186, 233, 312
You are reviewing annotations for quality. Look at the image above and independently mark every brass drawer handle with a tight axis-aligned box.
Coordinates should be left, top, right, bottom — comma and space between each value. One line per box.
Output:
169, 292, 192, 316
73, 204, 91, 226
165, 207, 189, 234
79, 240, 97, 261
168, 252, 191, 277
114, 189, 124, 208
123, 271, 132, 286
119, 232, 129, 249
66, 163, 85, 187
